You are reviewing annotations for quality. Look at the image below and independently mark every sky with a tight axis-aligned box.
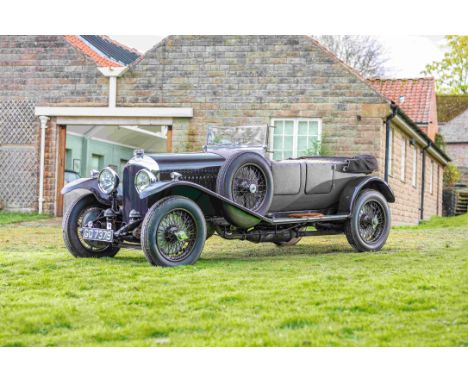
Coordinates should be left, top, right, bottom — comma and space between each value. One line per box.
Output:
110, 35, 448, 78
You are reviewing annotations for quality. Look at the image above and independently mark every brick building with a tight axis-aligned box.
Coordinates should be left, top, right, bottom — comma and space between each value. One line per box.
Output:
369, 77, 448, 223
0, 35, 449, 225
437, 95, 468, 185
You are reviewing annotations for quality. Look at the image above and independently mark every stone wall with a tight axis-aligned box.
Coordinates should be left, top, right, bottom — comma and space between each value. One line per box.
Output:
0, 35, 447, 223
0, 35, 107, 213
439, 110, 468, 185
117, 35, 447, 225
118, 35, 388, 157
445, 143, 468, 184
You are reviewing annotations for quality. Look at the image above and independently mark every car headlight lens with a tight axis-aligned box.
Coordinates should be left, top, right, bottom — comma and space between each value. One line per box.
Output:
135, 169, 157, 193
98, 167, 119, 194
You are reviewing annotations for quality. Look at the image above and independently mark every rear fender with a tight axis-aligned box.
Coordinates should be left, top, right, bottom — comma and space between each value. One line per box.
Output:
140, 181, 263, 229
338, 176, 395, 214
61, 177, 114, 206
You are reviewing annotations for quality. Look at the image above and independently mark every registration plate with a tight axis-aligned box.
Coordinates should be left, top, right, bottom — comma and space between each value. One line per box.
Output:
81, 228, 114, 243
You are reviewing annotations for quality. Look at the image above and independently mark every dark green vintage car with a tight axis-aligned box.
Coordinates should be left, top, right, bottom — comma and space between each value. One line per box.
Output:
62, 125, 394, 267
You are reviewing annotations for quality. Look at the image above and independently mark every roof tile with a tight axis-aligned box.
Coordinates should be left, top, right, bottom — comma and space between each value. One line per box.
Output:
368, 77, 435, 124
64, 35, 123, 67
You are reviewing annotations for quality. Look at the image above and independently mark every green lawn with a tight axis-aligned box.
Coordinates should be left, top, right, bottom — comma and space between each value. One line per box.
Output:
0, 211, 50, 226
0, 214, 467, 346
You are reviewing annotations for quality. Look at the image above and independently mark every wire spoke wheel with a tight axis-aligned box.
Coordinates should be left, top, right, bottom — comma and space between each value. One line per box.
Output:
358, 200, 385, 244
156, 209, 197, 262
231, 163, 267, 210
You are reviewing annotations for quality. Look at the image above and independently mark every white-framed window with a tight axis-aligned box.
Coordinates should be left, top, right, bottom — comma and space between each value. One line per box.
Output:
270, 118, 322, 160
387, 127, 393, 176
400, 138, 406, 182
412, 144, 417, 187
429, 159, 434, 194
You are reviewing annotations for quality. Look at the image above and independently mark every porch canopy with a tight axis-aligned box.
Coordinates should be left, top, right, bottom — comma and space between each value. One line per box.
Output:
34, 106, 193, 214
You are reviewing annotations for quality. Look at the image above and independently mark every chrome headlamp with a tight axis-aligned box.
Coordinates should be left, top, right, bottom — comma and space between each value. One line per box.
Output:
98, 167, 119, 194
135, 169, 158, 193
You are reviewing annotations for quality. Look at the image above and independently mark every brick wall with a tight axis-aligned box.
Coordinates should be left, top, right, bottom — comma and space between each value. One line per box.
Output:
42, 117, 58, 215
384, 124, 444, 225
0, 35, 107, 213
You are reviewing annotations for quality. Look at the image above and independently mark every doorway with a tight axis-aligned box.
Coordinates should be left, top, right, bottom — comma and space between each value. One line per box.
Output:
57, 124, 172, 217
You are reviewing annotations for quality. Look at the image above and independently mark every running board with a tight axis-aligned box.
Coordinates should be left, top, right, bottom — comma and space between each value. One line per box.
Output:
266, 214, 350, 225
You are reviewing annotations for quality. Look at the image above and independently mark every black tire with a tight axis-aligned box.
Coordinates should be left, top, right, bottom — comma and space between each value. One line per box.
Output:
62, 193, 120, 258
344, 190, 391, 252
141, 196, 207, 267
216, 151, 273, 215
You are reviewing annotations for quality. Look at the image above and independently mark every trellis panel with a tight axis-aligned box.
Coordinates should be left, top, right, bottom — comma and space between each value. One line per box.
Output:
0, 100, 38, 210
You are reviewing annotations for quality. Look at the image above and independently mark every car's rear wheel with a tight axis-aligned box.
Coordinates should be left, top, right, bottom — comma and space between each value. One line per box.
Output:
216, 152, 273, 215
344, 190, 391, 252
141, 196, 207, 266
62, 193, 120, 258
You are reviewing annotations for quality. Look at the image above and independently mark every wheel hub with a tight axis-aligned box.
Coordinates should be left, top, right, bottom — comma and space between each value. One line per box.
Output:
358, 200, 385, 244
360, 213, 372, 227
156, 208, 197, 262
165, 226, 188, 242
232, 163, 267, 210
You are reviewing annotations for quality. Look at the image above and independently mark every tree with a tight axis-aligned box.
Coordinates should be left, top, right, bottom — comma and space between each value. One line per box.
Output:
315, 35, 388, 77
423, 36, 468, 95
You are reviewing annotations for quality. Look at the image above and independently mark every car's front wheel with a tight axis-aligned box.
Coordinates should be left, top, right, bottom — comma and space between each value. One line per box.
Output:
344, 190, 391, 252
62, 193, 120, 258
141, 196, 207, 266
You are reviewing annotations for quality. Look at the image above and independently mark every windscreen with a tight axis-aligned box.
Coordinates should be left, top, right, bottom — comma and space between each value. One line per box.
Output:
206, 125, 268, 148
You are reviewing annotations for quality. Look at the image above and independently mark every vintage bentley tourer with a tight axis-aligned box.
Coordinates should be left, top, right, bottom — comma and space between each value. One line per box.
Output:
62, 125, 395, 267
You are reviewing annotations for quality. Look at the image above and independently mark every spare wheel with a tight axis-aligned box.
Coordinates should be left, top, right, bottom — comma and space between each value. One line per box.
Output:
216, 151, 274, 216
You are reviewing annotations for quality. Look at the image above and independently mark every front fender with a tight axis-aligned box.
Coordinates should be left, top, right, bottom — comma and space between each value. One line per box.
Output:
140, 180, 263, 229
61, 177, 117, 206
338, 176, 395, 214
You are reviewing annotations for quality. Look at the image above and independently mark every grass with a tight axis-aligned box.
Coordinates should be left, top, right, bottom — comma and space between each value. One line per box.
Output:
0, 214, 467, 346
395, 213, 468, 230
0, 211, 50, 226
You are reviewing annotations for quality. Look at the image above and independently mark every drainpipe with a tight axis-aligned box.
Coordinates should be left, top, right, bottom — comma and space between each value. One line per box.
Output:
420, 142, 431, 221
97, 67, 128, 108
384, 102, 398, 182
38, 115, 49, 214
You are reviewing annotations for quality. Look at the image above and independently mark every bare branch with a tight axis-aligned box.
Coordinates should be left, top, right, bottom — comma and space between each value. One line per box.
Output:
315, 35, 388, 77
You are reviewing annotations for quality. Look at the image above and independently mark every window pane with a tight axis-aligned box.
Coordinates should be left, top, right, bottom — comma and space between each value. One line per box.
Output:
273, 151, 283, 160
284, 121, 294, 135
283, 150, 293, 159
298, 138, 308, 151
284, 136, 293, 150
298, 121, 308, 136
309, 121, 318, 136
307, 137, 319, 155
274, 121, 283, 135
273, 135, 283, 150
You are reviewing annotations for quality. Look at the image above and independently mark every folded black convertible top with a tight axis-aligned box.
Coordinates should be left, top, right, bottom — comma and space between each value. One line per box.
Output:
293, 154, 378, 174
342, 155, 378, 174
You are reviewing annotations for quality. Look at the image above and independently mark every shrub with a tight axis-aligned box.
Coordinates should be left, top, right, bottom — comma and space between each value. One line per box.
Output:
443, 163, 461, 187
